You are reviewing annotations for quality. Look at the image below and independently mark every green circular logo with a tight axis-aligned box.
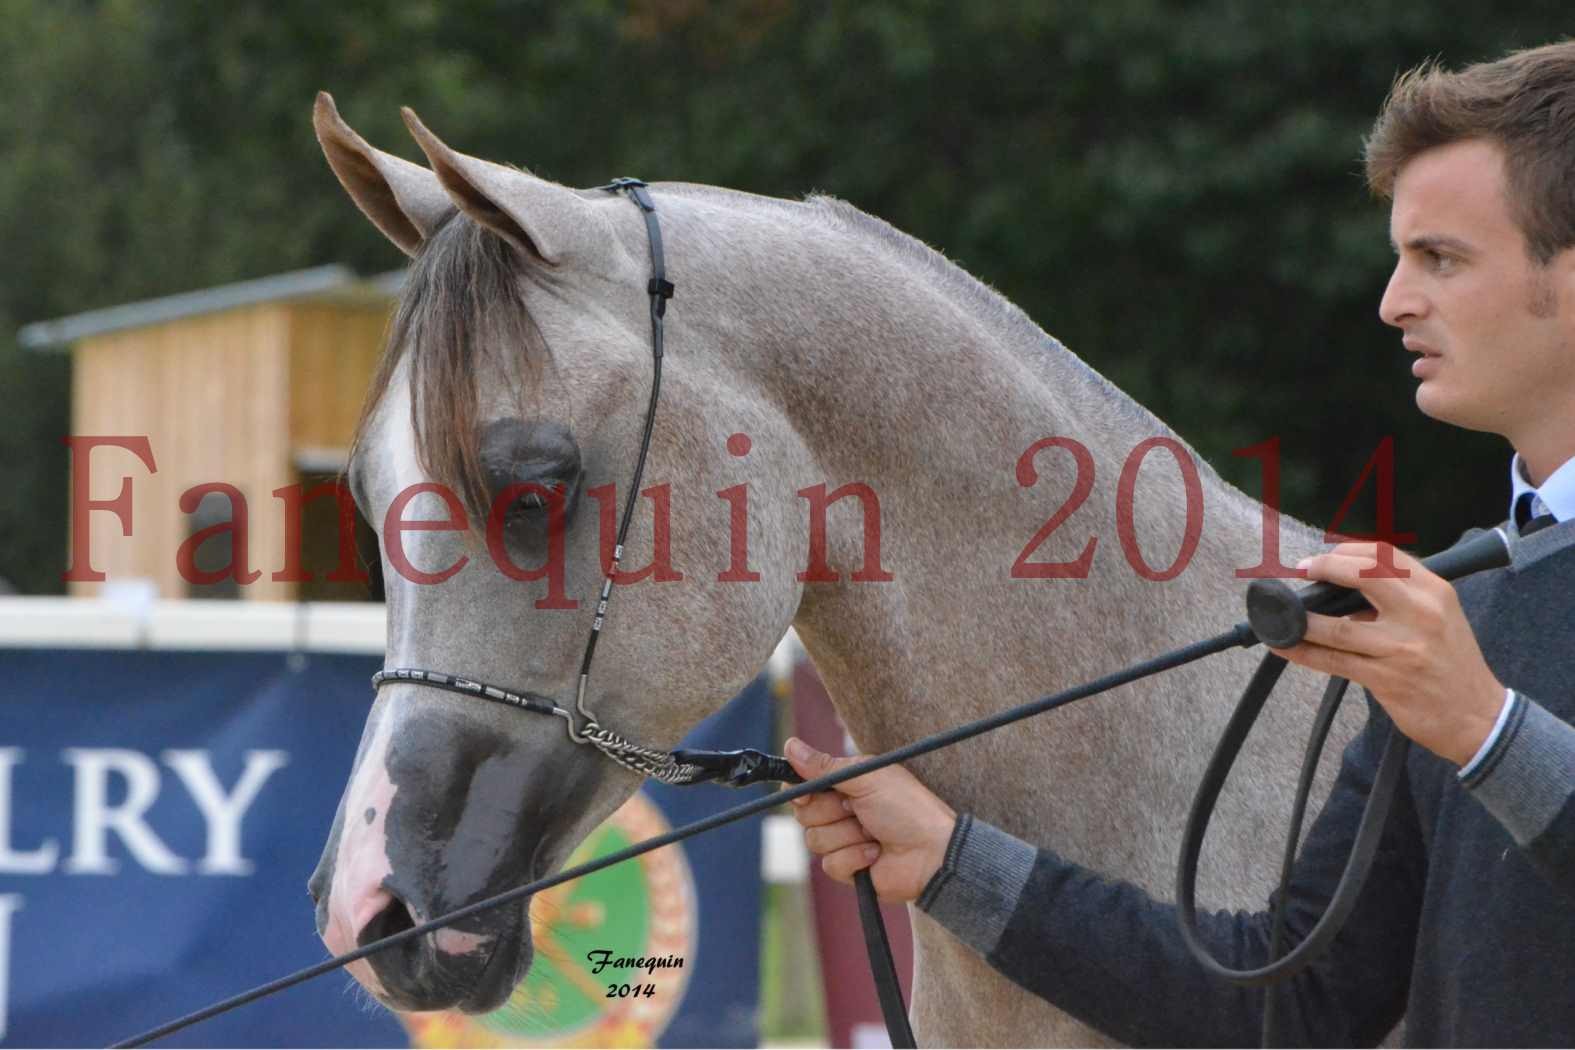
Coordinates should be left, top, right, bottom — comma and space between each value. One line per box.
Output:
401, 791, 695, 1048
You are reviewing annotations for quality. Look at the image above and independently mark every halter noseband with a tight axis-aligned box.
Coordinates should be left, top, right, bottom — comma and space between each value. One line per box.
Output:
370, 178, 784, 789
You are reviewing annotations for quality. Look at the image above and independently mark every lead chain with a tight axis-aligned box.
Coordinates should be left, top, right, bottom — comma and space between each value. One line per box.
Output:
583, 723, 706, 784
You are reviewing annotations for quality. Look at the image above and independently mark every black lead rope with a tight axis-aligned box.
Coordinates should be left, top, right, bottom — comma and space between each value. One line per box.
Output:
1176, 656, 1410, 1047
856, 864, 918, 1047
1176, 655, 1408, 992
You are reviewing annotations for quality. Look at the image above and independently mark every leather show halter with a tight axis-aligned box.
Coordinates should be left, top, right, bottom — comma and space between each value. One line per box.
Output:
113, 179, 1517, 1049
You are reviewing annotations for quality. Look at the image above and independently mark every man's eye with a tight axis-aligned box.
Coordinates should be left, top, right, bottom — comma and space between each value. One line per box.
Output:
1426, 250, 1457, 273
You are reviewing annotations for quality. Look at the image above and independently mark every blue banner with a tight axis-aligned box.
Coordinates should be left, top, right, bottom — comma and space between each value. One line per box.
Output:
0, 647, 770, 1047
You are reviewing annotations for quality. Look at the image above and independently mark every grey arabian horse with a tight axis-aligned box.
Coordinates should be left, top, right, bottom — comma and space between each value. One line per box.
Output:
308, 94, 1353, 1045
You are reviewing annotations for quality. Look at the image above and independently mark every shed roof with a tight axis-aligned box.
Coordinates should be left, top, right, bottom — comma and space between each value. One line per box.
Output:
18, 265, 406, 351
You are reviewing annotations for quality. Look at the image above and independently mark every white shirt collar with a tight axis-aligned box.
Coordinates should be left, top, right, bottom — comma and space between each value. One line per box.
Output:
1509, 452, 1575, 524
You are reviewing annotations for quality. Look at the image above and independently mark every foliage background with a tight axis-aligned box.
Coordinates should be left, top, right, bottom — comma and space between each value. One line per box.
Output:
4, 1, 1571, 592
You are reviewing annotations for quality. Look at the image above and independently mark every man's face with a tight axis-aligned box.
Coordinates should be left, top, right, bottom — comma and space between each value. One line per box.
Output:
1380, 138, 1575, 470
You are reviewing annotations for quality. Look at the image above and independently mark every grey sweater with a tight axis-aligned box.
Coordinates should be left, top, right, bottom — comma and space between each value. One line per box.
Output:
918, 522, 1575, 1047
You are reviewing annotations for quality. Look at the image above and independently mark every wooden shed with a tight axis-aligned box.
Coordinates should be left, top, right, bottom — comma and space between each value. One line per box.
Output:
20, 266, 401, 602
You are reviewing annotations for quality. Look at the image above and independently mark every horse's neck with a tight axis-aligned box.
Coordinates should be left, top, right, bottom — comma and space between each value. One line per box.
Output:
743, 200, 1325, 818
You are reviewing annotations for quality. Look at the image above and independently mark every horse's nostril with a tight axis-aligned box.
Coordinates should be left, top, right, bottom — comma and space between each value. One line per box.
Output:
358, 893, 417, 948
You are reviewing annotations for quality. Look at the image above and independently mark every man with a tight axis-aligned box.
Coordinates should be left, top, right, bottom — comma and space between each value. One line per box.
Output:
788, 41, 1575, 1046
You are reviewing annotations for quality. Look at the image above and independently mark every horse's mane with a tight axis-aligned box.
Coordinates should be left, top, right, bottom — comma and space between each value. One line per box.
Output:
795, 190, 1250, 514
801, 191, 1173, 440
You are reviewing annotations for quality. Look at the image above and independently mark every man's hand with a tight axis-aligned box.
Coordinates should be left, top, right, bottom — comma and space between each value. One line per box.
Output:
784, 737, 957, 903
1269, 541, 1506, 767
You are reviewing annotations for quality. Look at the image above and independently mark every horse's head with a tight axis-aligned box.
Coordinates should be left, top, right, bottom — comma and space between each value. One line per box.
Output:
306, 94, 811, 1012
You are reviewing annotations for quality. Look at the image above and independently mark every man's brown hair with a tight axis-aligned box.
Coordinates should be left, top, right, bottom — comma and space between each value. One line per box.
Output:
1364, 40, 1575, 263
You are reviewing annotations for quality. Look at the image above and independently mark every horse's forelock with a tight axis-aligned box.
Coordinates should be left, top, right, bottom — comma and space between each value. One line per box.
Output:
351, 213, 549, 526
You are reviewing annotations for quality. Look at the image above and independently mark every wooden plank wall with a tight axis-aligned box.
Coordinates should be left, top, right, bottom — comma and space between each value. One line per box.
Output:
287, 302, 391, 455
67, 301, 391, 601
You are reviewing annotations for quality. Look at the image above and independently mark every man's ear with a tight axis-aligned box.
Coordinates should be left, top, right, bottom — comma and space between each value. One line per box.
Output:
1556, 244, 1575, 320
400, 106, 609, 265
313, 92, 452, 257
1528, 244, 1575, 321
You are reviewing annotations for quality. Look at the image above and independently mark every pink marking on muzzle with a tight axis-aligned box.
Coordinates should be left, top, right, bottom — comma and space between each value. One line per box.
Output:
434, 927, 491, 957
323, 716, 398, 995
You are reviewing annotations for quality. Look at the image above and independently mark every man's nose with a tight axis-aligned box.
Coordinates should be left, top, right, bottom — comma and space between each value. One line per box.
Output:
1378, 262, 1425, 328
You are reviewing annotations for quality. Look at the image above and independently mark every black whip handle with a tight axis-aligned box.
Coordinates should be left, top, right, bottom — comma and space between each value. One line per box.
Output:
1242, 528, 1510, 649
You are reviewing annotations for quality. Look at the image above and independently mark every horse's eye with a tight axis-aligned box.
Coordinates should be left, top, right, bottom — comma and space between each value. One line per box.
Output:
479, 419, 583, 528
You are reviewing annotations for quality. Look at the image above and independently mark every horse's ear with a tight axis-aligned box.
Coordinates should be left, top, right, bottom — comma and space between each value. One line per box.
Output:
400, 106, 606, 266
313, 92, 452, 257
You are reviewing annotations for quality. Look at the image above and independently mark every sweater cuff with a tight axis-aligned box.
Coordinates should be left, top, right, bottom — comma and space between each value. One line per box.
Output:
1462, 694, 1575, 847
916, 813, 1036, 958
1457, 687, 1515, 781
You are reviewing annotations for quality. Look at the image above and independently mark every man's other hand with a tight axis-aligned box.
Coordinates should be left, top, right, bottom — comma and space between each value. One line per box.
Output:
784, 737, 958, 903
